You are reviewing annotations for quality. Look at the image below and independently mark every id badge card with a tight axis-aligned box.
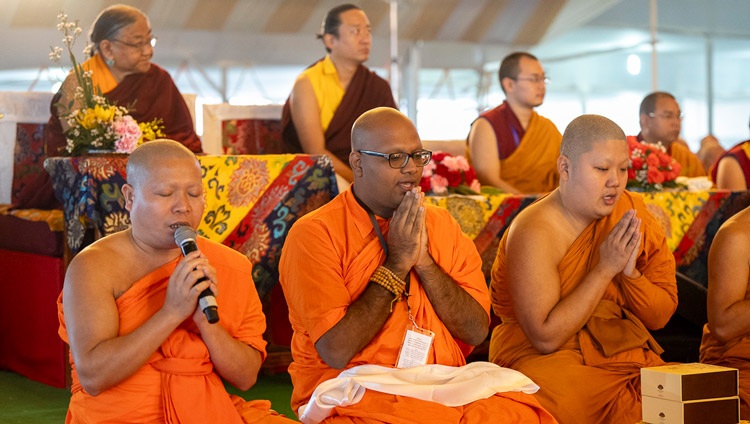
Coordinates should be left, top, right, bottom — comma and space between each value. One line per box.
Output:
396, 324, 435, 368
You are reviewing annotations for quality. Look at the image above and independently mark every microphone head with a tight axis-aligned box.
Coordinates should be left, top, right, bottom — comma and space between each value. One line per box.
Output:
174, 225, 197, 247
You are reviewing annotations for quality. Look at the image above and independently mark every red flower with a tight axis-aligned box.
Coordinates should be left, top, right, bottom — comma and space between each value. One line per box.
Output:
419, 151, 481, 195
631, 156, 644, 170
647, 166, 665, 184
419, 176, 432, 193
432, 151, 449, 163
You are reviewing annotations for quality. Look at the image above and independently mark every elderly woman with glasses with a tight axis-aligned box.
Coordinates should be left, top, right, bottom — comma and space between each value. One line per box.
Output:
47, 4, 201, 156
14, 4, 203, 210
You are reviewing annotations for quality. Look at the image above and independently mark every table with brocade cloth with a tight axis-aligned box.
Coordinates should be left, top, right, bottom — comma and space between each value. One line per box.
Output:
44, 153, 338, 299
426, 189, 750, 327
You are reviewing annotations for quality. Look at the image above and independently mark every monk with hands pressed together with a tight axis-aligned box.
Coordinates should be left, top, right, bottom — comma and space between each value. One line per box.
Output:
489, 114, 678, 424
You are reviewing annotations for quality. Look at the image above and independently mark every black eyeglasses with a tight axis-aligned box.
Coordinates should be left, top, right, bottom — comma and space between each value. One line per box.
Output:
111, 36, 157, 50
358, 149, 432, 169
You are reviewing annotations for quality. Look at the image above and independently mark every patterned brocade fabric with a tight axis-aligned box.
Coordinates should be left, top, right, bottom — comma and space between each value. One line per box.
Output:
222, 119, 284, 155
44, 154, 338, 298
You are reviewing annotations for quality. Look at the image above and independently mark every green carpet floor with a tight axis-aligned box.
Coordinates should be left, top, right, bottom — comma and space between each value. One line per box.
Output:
0, 370, 297, 423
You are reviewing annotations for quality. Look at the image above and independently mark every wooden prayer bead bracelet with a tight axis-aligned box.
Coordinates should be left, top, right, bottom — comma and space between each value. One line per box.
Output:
370, 266, 406, 312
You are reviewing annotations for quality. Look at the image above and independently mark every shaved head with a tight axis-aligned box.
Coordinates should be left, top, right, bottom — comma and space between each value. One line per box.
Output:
351, 107, 413, 152
126, 139, 199, 188
560, 114, 626, 162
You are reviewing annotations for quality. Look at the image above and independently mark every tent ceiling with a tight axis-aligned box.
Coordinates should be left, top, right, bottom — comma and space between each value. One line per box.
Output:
2, 0, 750, 72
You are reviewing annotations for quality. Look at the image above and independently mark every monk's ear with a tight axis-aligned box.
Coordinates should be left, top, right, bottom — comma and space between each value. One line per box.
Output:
122, 184, 135, 210
350, 151, 363, 176
558, 155, 571, 180
500, 77, 513, 94
323, 33, 336, 52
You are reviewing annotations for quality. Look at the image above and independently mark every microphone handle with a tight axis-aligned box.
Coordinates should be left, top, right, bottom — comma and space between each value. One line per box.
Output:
194, 276, 219, 324
179, 240, 220, 324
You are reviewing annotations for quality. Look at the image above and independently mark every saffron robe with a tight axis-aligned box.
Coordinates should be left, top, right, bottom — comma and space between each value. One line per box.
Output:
279, 187, 557, 423
669, 141, 707, 177
699, 271, 750, 419
489, 191, 678, 424
710, 140, 750, 189
58, 238, 289, 424
471, 101, 562, 193
281, 58, 397, 165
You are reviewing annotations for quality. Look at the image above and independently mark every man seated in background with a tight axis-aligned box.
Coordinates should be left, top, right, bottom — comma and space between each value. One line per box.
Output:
489, 114, 678, 424
699, 204, 750, 419
279, 108, 557, 423
711, 118, 750, 189
281, 3, 397, 188
466, 51, 562, 194
58, 140, 291, 423
630, 91, 706, 177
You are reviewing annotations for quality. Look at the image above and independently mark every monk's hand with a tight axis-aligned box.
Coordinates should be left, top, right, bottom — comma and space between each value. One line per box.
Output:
164, 250, 215, 321
385, 188, 424, 277
597, 210, 642, 279
621, 217, 643, 279
414, 194, 433, 271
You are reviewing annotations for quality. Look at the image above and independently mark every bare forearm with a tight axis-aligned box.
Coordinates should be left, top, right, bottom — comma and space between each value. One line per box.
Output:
710, 301, 750, 342
315, 284, 394, 369
199, 323, 262, 390
527, 266, 615, 353
72, 308, 184, 395
415, 261, 488, 346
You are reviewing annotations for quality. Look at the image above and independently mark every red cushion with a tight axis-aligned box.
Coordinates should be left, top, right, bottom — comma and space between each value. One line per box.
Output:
0, 214, 64, 257
0, 249, 66, 387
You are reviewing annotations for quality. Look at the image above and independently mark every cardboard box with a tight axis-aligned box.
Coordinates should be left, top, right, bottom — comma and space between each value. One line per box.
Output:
642, 395, 739, 424
641, 363, 738, 401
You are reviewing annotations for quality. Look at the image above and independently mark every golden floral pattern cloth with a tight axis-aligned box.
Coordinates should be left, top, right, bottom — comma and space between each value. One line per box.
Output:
425, 189, 750, 288
44, 154, 338, 297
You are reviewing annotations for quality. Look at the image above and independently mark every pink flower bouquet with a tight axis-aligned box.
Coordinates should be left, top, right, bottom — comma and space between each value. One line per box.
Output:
419, 151, 481, 195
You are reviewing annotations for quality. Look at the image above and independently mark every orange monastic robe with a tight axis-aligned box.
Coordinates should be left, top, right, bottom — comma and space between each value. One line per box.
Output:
700, 273, 750, 419
474, 104, 562, 193
489, 191, 678, 424
669, 142, 707, 177
279, 187, 557, 423
58, 238, 290, 424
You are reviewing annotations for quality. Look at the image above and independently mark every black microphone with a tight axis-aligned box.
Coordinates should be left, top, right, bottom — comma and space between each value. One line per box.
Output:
174, 226, 219, 324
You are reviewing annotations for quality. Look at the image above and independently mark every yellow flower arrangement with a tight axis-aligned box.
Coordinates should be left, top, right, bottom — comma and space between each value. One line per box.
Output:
50, 12, 163, 156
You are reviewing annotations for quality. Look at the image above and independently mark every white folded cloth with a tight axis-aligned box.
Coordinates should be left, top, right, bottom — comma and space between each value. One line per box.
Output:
298, 361, 540, 424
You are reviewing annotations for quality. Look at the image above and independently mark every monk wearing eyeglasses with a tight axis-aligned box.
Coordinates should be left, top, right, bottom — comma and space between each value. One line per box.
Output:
279, 107, 557, 423
489, 114, 678, 424
467, 51, 562, 194
629, 91, 706, 177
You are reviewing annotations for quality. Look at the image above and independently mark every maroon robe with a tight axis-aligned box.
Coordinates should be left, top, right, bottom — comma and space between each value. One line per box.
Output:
474, 101, 525, 160
14, 64, 200, 209
280, 59, 397, 165
710, 140, 750, 189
